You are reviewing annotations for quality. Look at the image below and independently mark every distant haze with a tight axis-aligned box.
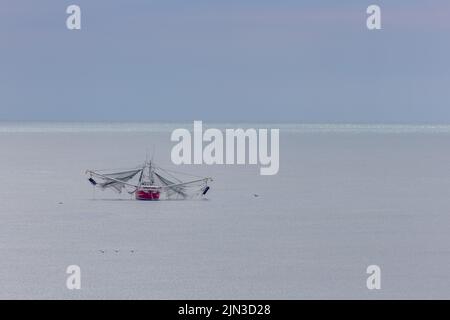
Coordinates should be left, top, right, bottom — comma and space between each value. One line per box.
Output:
1, 0, 450, 123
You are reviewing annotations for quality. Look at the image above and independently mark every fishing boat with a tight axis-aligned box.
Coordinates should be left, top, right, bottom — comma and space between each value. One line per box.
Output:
86, 160, 212, 200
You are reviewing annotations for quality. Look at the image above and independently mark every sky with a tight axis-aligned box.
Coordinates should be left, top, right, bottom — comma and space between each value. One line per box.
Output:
1, 0, 450, 123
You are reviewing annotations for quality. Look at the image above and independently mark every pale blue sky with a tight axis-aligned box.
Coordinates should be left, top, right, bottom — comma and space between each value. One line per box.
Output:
1, 0, 449, 123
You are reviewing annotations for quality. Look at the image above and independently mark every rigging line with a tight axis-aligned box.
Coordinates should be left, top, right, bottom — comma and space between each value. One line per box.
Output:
154, 166, 205, 179
157, 171, 183, 184
153, 166, 184, 183
89, 167, 143, 173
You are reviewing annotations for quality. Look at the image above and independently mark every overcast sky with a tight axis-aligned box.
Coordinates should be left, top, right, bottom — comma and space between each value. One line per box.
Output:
1, 0, 449, 123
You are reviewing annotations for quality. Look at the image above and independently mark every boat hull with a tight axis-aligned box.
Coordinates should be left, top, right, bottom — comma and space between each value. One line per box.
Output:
135, 189, 160, 201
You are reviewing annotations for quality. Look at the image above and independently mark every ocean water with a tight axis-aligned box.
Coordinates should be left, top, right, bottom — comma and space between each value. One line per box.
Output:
1, 122, 450, 299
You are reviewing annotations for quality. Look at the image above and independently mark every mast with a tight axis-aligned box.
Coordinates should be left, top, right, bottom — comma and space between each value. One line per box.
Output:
148, 160, 155, 184
149, 147, 155, 185
137, 163, 145, 188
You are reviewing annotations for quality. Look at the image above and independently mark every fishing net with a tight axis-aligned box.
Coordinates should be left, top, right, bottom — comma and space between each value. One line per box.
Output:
89, 169, 142, 193
153, 167, 210, 200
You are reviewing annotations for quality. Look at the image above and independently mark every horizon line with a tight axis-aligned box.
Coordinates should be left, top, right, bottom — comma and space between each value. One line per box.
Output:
3, 120, 450, 126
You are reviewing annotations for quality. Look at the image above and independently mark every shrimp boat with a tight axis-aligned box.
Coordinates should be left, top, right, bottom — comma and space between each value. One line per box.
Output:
86, 160, 212, 200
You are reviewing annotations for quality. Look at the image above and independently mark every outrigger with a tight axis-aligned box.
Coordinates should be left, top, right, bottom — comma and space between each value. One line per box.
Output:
86, 160, 212, 200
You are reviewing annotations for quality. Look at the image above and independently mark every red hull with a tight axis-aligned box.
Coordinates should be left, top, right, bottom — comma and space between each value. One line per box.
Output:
136, 189, 160, 201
